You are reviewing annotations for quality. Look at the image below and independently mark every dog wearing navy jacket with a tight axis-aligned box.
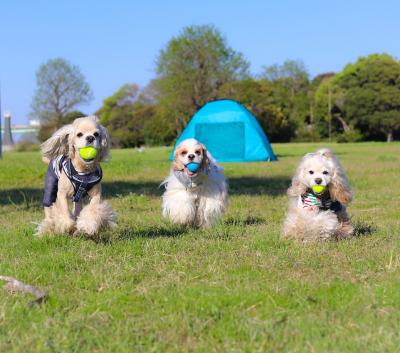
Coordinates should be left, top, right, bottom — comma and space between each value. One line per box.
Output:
37, 116, 116, 236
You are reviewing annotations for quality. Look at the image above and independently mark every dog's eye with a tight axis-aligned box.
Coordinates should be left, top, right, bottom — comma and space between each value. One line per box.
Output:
77, 132, 83, 138
323, 171, 329, 175
181, 151, 187, 156
195, 150, 201, 155
93, 132, 99, 137
309, 170, 314, 175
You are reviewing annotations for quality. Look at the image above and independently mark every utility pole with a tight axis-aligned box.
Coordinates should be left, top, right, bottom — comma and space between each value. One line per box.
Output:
328, 86, 332, 143
0, 84, 2, 159
3, 111, 14, 151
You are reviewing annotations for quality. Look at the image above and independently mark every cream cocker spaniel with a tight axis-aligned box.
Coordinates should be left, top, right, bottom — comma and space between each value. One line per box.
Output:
282, 148, 353, 242
162, 138, 228, 227
38, 116, 116, 236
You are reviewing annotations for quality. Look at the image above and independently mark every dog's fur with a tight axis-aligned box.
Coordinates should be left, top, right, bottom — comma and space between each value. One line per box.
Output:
37, 116, 116, 236
282, 148, 353, 242
162, 138, 228, 227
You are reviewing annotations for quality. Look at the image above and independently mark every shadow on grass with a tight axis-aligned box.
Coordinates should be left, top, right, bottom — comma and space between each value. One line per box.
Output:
0, 188, 43, 208
102, 180, 163, 198
224, 215, 266, 226
0, 175, 291, 206
0, 181, 163, 206
353, 221, 377, 237
90, 225, 188, 244
228, 176, 291, 196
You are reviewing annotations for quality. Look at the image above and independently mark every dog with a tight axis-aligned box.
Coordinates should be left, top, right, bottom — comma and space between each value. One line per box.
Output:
37, 116, 116, 236
162, 138, 228, 227
282, 148, 353, 242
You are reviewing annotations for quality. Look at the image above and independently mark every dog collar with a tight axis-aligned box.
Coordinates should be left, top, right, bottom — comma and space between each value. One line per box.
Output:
174, 167, 210, 189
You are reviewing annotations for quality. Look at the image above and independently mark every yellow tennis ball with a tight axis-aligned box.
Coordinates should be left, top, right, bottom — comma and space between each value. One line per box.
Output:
79, 146, 98, 160
312, 185, 326, 194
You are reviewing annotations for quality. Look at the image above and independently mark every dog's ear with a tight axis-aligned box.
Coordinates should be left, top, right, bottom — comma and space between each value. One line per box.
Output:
41, 124, 74, 160
173, 146, 185, 170
200, 143, 210, 171
98, 124, 111, 162
287, 177, 307, 197
329, 170, 353, 205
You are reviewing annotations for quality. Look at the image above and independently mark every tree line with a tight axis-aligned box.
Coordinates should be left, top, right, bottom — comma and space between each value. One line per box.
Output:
32, 25, 400, 145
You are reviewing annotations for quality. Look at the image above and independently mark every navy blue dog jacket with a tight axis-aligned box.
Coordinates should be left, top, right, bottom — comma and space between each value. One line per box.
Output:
43, 156, 102, 207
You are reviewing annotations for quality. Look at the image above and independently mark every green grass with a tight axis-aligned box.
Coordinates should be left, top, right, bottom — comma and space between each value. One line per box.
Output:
0, 142, 399, 352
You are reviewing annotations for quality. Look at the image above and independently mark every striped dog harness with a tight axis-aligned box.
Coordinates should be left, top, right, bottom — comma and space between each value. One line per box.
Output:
300, 190, 342, 213
43, 155, 102, 207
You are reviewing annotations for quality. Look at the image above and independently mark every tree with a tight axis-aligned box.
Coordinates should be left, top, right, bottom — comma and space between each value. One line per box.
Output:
155, 24, 250, 135
97, 84, 174, 147
31, 58, 93, 125
315, 54, 400, 142
97, 84, 143, 147
260, 60, 310, 139
262, 59, 309, 98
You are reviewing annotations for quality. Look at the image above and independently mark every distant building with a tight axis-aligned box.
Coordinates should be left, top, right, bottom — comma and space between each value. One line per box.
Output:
29, 119, 40, 127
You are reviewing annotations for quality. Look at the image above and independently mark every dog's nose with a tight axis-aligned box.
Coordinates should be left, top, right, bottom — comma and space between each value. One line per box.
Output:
315, 178, 322, 185
86, 135, 95, 143
188, 154, 195, 160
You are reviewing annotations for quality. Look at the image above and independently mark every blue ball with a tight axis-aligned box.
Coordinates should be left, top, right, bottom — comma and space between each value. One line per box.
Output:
186, 162, 200, 172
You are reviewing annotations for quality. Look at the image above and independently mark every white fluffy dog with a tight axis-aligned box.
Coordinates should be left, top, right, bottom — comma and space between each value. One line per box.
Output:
282, 148, 353, 242
162, 138, 228, 227
37, 116, 116, 236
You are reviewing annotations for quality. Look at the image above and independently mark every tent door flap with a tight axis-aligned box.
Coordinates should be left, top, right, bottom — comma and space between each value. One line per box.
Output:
195, 122, 245, 160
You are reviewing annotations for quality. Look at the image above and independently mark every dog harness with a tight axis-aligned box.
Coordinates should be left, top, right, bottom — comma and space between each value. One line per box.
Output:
43, 155, 102, 207
173, 168, 210, 189
300, 190, 342, 213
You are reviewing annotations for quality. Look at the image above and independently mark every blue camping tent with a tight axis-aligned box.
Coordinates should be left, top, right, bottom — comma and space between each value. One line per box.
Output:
170, 99, 277, 162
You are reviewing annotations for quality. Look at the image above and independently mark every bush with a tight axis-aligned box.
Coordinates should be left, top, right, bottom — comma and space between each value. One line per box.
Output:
15, 142, 40, 152
293, 125, 321, 142
335, 129, 363, 143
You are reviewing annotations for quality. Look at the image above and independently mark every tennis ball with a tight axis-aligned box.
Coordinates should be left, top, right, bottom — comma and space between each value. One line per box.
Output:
312, 185, 326, 194
186, 162, 200, 172
79, 146, 98, 160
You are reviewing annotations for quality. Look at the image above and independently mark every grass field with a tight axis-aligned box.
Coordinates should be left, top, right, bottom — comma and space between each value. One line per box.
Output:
0, 142, 399, 353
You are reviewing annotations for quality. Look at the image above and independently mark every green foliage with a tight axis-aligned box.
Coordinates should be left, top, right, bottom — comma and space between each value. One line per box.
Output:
14, 141, 40, 152
1, 143, 400, 351
98, 84, 145, 147
98, 84, 175, 147
316, 54, 400, 141
155, 24, 250, 134
260, 60, 311, 140
335, 129, 363, 143
31, 58, 92, 124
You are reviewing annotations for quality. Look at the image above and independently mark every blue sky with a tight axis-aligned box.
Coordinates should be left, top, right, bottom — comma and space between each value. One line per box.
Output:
1, 0, 399, 124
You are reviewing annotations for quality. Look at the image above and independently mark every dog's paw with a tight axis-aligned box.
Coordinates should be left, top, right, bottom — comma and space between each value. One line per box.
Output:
35, 219, 55, 236
54, 216, 76, 234
76, 218, 100, 236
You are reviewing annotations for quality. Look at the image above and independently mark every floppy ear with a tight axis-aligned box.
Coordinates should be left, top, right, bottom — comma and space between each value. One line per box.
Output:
287, 155, 309, 197
98, 124, 111, 162
173, 146, 185, 170
329, 169, 353, 205
287, 176, 307, 197
200, 144, 210, 171
41, 124, 74, 160
318, 148, 352, 205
